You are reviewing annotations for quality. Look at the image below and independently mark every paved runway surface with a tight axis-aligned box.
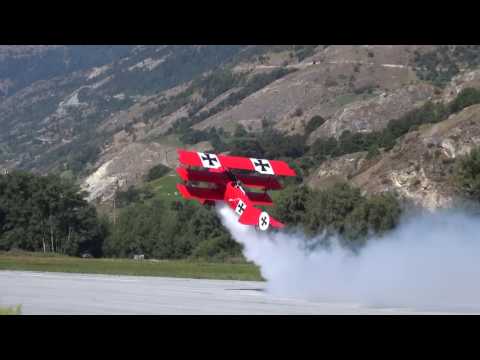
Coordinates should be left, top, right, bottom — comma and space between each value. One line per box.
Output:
0, 270, 475, 314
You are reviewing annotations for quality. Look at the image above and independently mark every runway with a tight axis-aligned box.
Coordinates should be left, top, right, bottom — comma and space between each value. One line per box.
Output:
0, 270, 473, 314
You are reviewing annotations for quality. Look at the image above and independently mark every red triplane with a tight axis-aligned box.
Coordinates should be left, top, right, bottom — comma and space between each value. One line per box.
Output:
176, 149, 297, 231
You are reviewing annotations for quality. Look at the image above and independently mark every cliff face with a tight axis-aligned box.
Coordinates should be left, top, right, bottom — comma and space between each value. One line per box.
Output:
308, 104, 480, 209
1, 45, 480, 206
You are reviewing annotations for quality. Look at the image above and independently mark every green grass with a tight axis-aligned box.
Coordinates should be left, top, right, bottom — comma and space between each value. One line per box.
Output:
0, 252, 262, 281
0, 305, 21, 315
146, 172, 181, 202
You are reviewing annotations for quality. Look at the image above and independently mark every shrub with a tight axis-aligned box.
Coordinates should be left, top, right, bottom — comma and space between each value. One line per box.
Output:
274, 182, 402, 250
293, 107, 303, 117
366, 145, 380, 160
234, 124, 248, 138
449, 87, 480, 113
344, 192, 401, 244
146, 164, 170, 182
454, 146, 480, 201
272, 186, 311, 226
305, 115, 326, 134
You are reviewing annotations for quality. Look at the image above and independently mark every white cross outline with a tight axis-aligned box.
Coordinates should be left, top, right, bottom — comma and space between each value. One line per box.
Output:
198, 152, 221, 169
235, 200, 247, 216
259, 211, 270, 230
250, 158, 274, 175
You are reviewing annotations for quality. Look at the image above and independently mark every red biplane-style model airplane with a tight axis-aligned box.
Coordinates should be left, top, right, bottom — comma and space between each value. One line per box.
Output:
176, 149, 297, 231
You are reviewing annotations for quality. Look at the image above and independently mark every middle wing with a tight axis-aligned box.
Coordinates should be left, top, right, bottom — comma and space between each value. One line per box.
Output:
177, 167, 283, 191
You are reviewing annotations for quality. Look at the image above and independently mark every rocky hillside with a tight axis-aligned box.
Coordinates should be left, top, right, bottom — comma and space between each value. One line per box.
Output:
308, 103, 480, 209
1, 45, 480, 208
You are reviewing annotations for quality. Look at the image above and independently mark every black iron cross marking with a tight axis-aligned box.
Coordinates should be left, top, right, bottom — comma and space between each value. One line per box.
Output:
202, 153, 218, 166
261, 216, 268, 226
254, 159, 270, 172
237, 202, 246, 214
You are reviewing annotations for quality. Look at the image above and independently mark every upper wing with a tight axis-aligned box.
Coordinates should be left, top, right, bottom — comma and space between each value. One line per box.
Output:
218, 154, 296, 177
177, 149, 222, 169
177, 149, 296, 177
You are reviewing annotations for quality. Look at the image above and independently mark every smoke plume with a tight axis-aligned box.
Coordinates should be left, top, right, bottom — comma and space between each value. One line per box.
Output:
216, 204, 480, 312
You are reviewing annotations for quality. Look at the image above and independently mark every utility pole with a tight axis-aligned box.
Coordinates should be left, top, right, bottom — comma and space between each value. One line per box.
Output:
113, 179, 120, 226
113, 195, 116, 226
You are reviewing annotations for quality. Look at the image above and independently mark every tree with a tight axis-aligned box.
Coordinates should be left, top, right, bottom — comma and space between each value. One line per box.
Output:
0, 171, 106, 256
344, 192, 401, 247
455, 146, 480, 202
305, 115, 326, 134
310, 137, 339, 160
304, 183, 363, 236
449, 87, 480, 113
366, 144, 380, 159
234, 124, 248, 138
273, 181, 402, 250
229, 138, 265, 158
272, 186, 311, 226
145, 164, 170, 182
102, 198, 242, 261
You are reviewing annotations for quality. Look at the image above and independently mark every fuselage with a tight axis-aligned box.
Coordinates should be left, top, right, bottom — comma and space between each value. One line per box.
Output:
224, 180, 248, 213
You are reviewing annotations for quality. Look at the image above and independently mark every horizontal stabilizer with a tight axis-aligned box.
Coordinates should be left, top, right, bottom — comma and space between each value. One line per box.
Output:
237, 206, 284, 229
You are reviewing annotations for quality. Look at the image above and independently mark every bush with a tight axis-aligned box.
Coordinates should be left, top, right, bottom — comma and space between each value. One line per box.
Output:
293, 108, 303, 117
449, 87, 480, 113
305, 115, 326, 134
366, 145, 380, 159
192, 233, 241, 261
343, 192, 401, 246
414, 46, 480, 87
146, 164, 170, 182
454, 146, 480, 201
258, 129, 307, 159
304, 183, 364, 237
234, 124, 248, 138
272, 186, 311, 226
274, 183, 402, 249
115, 186, 154, 208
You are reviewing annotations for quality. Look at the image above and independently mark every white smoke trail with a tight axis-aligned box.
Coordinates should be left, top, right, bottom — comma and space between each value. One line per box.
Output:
216, 204, 480, 311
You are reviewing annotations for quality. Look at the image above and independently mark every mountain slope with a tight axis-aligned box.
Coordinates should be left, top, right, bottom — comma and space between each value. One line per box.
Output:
1, 45, 480, 208
308, 103, 480, 209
